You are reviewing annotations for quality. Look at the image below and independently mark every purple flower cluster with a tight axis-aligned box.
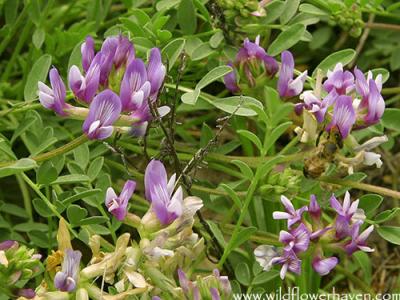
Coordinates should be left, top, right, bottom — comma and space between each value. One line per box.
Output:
223, 36, 278, 93
255, 192, 374, 279
54, 249, 82, 292
176, 268, 231, 300
295, 63, 385, 139
104, 160, 184, 225
223, 37, 307, 99
38, 35, 168, 139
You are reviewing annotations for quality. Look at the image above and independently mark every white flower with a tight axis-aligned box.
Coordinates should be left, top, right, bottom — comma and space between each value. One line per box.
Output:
363, 151, 383, 168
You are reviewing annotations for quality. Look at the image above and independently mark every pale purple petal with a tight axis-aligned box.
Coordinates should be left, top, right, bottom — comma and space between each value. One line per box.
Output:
326, 95, 355, 138
144, 160, 168, 202
81, 36, 95, 73
312, 256, 338, 276
82, 89, 121, 140
147, 48, 166, 97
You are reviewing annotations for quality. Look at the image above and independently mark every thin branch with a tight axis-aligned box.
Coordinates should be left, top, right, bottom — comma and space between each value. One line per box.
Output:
349, 14, 375, 69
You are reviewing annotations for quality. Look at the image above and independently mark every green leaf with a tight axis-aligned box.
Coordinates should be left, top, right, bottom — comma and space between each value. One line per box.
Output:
120, 17, 146, 37
0, 203, 29, 218
24, 54, 52, 101
264, 121, 292, 153
156, 0, 180, 11
181, 89, 200, 105
87, 224, 110, 235
14, 222, 47, 232
353, 251, 372, 284
68, 41, 83, 71
191, 43, 214, 60
299, 3, 329, 16
73, 144, 90, 170
206, 221, 227, 247
32, 27, 45, 49
51, 174, 91, 185
196, 66, 232, 90
267, 24, 305, 56
87, 157, 104, 181
235, 262, 252, 286
80, 216, 108, 225
200, 123, 213, 148
374, 208, 400, 224
237, 130, 263, 153
209, 31, 224, 48
67, 205, 88, 225
264, 1, 285, 24
210, 96, 263, 117
228, 227, 257, 253
358, 194, 383, 216
377, 226, 400, 245
382, 108, 400, 131
252, 270, 280, 285
37, 161, 58, 185
312, 49, 356, 77
310, 27, 332, 50
0, 158, 37, 178
177, 0, 197, 35
10, 115, 37, 144
162, 38, 186, 71
220, 183, 242, 209
33, 197, 54, 217
280, 0, 300, 24
231, 160, 254, 179
62, 189, 102, 206
28, 230, 50, 248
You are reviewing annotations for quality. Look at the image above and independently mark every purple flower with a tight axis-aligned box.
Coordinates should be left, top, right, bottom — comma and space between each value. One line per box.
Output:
279, 223, 310, 253
344, 222, 374, 255
210, 288, 221, 300
147, 48, 166, 99
330, 192, 359, 239
81, 36, 95, 73
323, 63, 354, 95
99, 37, 118, 85
54, 249, 82, 292
295, 90, 336, 123
308, 194, 321, 220
326, 95, 356, 139
82, 89, 121, 140
270, 249, 301, 279
236, 35, 278, 77
17, 289, 35, 299
113, 35, 135, 69
38, 67, 68, 115
312, 256, 338, 276
357, 78, 385, 125
69, 53, 101, 104
273, 195, 308, 229
178, 268, 190, 293
152, 297, 162, 300
144, 160, 184, 225
105, 180, 136, 221
354, 68, 382, 99
223, 62, 240, 93
278, 51, 307, 98
0, 240, 18, 250
120, 59, 151, 112
213, 269, 231, 295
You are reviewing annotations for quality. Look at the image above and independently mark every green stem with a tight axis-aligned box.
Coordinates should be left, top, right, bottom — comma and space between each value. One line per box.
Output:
0, 134, 88, 169
382, 87, 400, 95
317, 176, 400, 199
20, 173, 78, 238
16, 174, 33, 221
217, 166, 263, 268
